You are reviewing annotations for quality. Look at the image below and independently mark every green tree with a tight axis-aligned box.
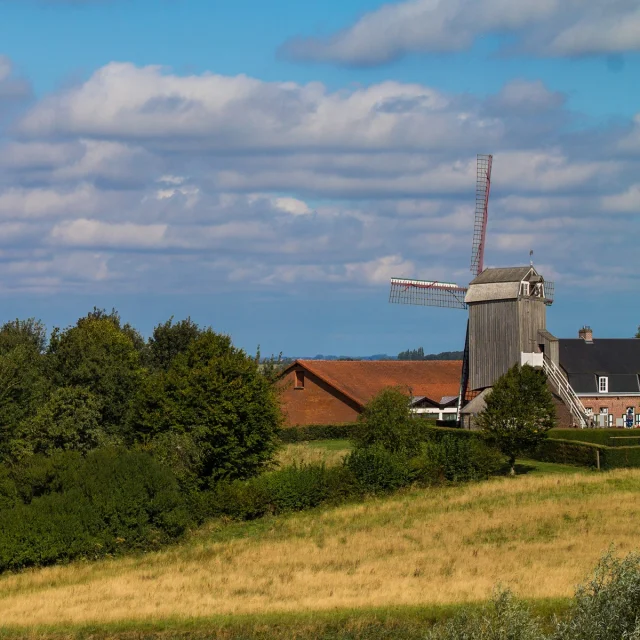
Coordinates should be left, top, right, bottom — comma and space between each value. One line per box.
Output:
475, 364, 556, 475
352, 387, 419, 456
17, 387, 103, 458
148, 316, 201, 370
128, 329, 282, 483
0, 344, 49, 462
0, 318, 47, 355
48, 317, 142, 437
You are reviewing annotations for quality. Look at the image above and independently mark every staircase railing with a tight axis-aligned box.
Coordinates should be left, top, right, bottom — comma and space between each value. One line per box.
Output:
542, 355, 589, 428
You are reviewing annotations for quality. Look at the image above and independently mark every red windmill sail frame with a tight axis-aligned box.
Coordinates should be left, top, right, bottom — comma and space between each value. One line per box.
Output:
470, 154, 493, 277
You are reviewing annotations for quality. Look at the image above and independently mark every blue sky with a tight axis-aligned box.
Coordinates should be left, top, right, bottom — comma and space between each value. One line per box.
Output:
0, 0, 639, 356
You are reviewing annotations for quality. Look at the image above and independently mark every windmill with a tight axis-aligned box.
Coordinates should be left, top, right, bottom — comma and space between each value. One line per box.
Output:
389, 154, 555, 422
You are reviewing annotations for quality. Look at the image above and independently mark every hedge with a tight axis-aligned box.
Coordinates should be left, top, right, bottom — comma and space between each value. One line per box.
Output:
549, 429, 640, 447
278, 424, 358, 443
532, 438, 640, 470
279, 420, 444, 444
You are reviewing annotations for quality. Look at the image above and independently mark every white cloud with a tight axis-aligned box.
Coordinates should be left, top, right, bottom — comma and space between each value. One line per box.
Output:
272, 197, 312, 216
0, 184, 99, 219
280, 0, 640, 65
17, 63, 503, 152
50, 219, 168, 249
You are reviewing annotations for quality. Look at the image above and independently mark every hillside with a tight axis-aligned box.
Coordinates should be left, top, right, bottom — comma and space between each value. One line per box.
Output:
2, 466, 640, 634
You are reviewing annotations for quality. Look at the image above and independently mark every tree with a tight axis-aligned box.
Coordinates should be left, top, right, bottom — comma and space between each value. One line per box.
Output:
0, 318, 47, 355
47, 317, 142, 437
352, 387, 419, 456
148, 316, 201, 370
17, 387, 103, 458
0, 344, 49, 462
475, 364, 556, 475
128, 329, 282, 483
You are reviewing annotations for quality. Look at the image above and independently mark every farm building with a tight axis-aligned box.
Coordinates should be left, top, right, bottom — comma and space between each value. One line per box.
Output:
278, 359, 461, 427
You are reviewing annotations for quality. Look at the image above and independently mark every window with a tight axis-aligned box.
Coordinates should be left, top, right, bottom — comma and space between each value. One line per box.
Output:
295, 370, 305, 389
598, 376, 609, 393
520, 281, 530, 296
600, 407, 608, 414
635, 413, 640, 426
585, 407, 593, 416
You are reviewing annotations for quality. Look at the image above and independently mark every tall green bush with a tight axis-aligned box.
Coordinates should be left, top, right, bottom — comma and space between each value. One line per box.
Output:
352, 387, 419, 456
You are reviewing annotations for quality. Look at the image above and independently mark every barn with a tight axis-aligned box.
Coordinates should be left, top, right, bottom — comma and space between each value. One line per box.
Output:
278, 359, 462, 427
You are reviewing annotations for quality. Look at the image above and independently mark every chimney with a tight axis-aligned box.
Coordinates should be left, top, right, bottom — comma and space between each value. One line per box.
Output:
579, 326, 593, 343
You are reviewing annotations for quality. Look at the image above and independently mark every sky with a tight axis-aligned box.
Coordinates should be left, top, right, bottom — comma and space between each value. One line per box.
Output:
0, 0, 639, 357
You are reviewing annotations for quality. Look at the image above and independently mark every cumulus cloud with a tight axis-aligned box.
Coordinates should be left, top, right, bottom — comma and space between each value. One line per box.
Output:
1, 60, 640, 295
280, 0, 640, 66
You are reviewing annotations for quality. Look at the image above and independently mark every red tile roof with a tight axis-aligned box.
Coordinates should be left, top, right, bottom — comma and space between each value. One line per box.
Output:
290, 359, 462, 408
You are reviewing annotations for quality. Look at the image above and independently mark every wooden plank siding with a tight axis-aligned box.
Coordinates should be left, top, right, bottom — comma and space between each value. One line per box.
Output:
469, 298, 547, 390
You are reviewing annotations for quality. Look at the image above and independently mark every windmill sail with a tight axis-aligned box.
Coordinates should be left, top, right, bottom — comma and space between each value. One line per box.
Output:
470, 154, 493, 277
389, 278, 468, 310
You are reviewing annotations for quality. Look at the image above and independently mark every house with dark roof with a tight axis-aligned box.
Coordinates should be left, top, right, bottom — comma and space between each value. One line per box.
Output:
557, 327, 640, 427
278, 359, 462, 427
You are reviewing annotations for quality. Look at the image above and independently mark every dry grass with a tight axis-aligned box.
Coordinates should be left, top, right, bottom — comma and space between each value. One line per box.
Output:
275, 441, 350, 468
1, 468, 639, 628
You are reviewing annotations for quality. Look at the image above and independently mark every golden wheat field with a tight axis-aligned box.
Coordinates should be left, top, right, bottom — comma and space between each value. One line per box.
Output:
2, 465, 640, 629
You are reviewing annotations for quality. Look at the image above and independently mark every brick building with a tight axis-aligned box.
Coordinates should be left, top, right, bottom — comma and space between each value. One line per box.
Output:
279, 359, 462, 427
558, 327, 640, 427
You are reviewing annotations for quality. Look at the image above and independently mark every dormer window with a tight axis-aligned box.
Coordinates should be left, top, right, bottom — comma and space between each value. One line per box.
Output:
520, 281, 530, 296
598, 376, 608, 393
295, 370, 305, 389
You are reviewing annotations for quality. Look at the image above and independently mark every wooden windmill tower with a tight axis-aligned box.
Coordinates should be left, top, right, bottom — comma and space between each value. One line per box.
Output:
389, 154, 555, 420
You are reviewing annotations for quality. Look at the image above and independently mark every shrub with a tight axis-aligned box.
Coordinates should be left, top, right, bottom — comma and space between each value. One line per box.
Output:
532, 438, 601, 468
412, 436, 503, 484
549, 429, 630, 447
278, 424, 358, 443
427, 588, 544, 640
207, 464, 359, 520
0, 448, 190, 572
555, 551, 640, 640
346, 445, 410, 493
352, 387, 419, 456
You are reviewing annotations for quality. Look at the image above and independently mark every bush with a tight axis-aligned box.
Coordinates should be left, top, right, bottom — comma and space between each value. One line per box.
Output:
533, 438, 602, 468
207, 464, 359, 520
346, 445, 410, 494
427, 588, 544, 640
549, 429, 636, 447
352, 388, 420, 456
555, 551, 640, 640
412, 436, 503, 484
278, 424, 358, 443
0, 448, 191, 572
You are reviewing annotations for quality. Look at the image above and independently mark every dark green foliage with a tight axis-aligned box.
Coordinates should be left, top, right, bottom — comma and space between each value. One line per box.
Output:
47, 316, 142, 436
550, 429, 640, 447
128, 330, 282, 483
600, 446, 640, 469
0, 318, 47, 355
533, 439, 602, 468
398, 347, 463, 361
17, 387, 103, 457
207, 464, 359, 520
477, 364, 556, 474
412, 436, 503, 484
353, 387, 419, 456
0, 343, 50, 462
148, 316, 201, 370
279, 423, 359, 443
0, 448, 190, 572
346, 445, 410, 493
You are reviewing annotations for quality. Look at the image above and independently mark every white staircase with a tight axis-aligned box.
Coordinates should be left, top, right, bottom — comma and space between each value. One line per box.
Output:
542, 355, 589, 428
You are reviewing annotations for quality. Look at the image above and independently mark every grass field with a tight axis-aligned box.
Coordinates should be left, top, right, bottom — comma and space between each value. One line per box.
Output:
4, 453, 640, 636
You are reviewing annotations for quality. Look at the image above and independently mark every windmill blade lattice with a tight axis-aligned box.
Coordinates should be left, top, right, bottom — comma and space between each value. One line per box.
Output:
470, 154, 493, 277
389, 278, 468, 310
